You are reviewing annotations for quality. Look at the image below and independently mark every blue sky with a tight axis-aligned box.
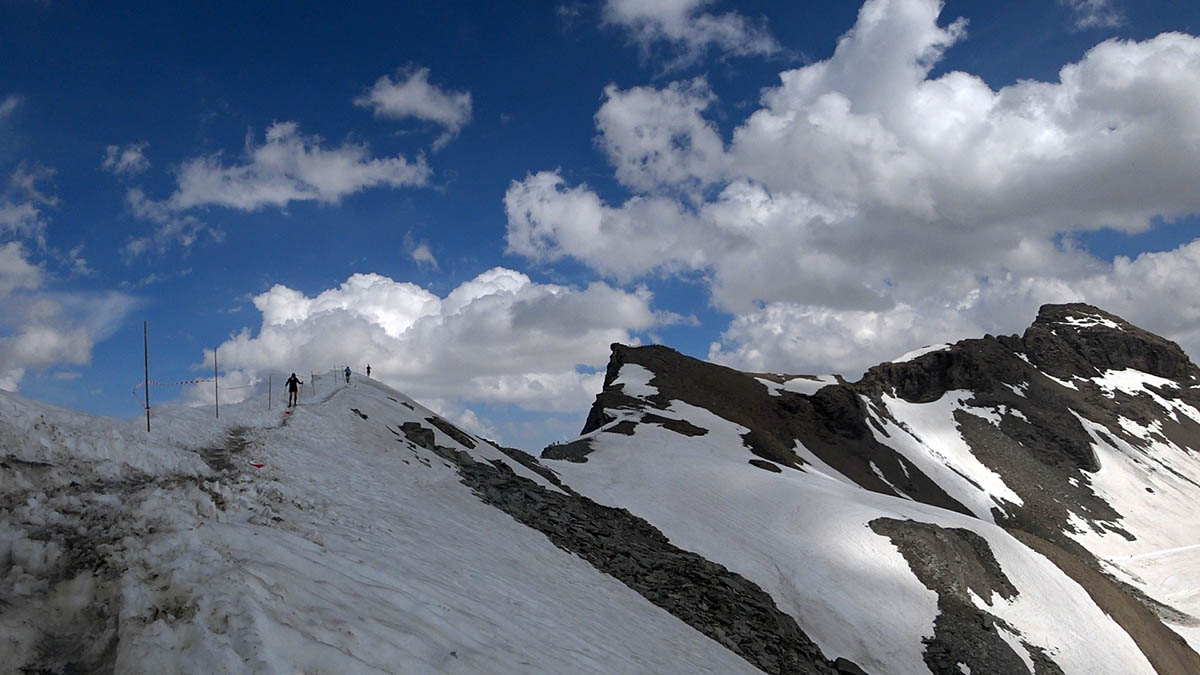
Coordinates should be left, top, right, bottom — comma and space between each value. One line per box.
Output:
3, 0, 1200, 450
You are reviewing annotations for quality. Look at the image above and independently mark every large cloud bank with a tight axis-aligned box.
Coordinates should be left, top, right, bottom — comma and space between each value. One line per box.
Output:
207, 268, 666, 416
507, 0, 1200, 376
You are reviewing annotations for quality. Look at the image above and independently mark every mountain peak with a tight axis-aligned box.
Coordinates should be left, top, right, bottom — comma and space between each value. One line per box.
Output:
1024, 303, 1197, 381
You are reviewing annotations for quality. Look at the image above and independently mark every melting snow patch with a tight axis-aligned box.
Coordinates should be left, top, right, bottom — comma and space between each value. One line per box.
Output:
872, 391, 1024, 521
1092, 369, 1178, 397
1089, 369, 1200, 423
758, 375, 839, 397
783, 375, 839, 396
869, 461, 911, 499
893, 343, 951, 363
1060, 314, 1122, 330
1002, 382, 1028, 397
612, 364, 659, 399
756, 377, 784, 396
1040, 371, 1079, 390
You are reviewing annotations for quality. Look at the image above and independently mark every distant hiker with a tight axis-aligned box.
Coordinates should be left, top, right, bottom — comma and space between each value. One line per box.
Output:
286, 373, 303, 407
344, 366, 351, 384
366, 364, 372, 377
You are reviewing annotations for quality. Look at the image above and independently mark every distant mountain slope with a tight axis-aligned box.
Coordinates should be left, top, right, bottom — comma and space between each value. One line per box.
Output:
543, 303, 1200, 674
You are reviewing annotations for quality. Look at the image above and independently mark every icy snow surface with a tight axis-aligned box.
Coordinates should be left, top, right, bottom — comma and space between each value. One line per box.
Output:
0, 377, 757, 674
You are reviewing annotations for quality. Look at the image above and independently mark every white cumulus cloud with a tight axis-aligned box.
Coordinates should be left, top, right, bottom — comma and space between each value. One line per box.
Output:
205, 268, 668, 417
507, 0, 1200, 377
170, 122, 430, 211
124, 122, 430, 257
355, 67, 472, 150
0, 275, 138, 392
603, 0, 780, 66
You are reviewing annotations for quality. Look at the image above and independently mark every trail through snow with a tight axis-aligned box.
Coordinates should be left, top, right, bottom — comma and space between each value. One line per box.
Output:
1, 374, 757, 674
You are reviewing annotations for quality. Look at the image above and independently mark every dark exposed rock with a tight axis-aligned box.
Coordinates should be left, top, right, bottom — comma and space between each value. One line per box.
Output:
870, 518, 1051, 675
399, 421, 437, 451
1024, 304, 1198, 381
834, 657, 869, 675
426, 423, 841, 675
541, 437, 595, 463
491, 444, 571, 492
425, 416, 476, 449
641, 413, 708, 436
605, 420, 638, 435
748, 459, 782, 473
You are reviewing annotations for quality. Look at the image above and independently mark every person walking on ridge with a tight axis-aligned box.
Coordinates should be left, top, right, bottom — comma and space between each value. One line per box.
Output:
366, 364, 371, 378
344, 366, 351, 384
286, 373, 303, 407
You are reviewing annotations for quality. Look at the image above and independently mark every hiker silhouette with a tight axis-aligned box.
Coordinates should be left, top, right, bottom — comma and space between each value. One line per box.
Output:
286, 373, 302, 407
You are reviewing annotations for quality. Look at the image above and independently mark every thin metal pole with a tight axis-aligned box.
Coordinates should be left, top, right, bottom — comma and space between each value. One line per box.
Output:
143, 321, 150, 432
268, 374, 272, 410
311, 371, 315, 396
214, 347, 219, 419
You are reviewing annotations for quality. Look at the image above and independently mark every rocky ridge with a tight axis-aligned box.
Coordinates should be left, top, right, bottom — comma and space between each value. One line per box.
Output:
543, 303, 1200, 673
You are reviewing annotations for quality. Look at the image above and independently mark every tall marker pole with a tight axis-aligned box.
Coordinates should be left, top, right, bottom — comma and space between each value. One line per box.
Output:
143, 320, 150, 432
268, 374, 272, 410
311, 371, 315, 397
214, 347, 219, 419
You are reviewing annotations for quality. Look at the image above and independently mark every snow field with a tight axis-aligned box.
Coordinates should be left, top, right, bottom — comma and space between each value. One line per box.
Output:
547, 398, 1156, 674
870, 391, 1023, 521
1, 377, 762, 673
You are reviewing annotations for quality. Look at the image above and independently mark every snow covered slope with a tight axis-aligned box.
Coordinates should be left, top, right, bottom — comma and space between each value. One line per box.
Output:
0, 374, 766, 674
7, 302, 1200, 674
543, 303, 1200, 674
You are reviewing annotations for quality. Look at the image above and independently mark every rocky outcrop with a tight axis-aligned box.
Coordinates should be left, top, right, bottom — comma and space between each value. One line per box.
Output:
870, 519, 1061, 675
1023, 304, 1198, 381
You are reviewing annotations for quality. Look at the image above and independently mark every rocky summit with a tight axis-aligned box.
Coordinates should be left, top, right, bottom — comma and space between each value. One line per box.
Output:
4, 303, 1200, 674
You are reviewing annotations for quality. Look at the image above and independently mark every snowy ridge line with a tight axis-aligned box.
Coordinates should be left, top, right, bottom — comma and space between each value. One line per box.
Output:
4, 376, 768, 673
